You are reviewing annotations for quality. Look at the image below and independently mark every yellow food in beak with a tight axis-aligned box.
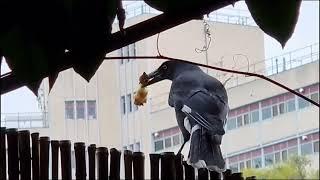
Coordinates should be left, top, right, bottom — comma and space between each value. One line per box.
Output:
134, 84, 148, 106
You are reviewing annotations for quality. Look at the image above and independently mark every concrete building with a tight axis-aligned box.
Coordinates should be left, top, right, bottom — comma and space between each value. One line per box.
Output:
2, 4, 318, 178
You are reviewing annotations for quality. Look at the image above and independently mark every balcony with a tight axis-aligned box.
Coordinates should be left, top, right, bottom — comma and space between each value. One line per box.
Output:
1, 112, 49, 129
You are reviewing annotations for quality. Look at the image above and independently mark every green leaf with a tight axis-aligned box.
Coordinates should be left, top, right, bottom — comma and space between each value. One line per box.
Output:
245, 0, 302, 48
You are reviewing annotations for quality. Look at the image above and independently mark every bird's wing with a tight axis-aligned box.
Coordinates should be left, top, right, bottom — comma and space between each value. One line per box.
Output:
181, 90, 228, 135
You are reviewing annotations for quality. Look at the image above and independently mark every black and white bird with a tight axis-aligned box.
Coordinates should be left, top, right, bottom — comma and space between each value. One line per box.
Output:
143, 60, 229, 172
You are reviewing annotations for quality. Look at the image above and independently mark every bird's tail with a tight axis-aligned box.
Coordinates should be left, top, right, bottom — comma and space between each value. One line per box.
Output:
185, 118, 226, 172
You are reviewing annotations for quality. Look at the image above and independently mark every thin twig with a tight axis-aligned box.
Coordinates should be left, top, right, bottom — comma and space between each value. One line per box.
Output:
104, 55, 320, 107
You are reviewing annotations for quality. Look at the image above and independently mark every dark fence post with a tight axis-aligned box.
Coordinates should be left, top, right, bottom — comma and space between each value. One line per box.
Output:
222, 169, 232, 180
210, 171, 221, 180
110, 148, 121, 180
198, 168, 208, 180
183, 161, 195, 180
245, 176, 256, 180
39, 137, 50, 180
175, 154, 183, 180
124, 150, 133, 180
19, 130, 31, 180
31, 133, 40, 180
0, 127, 6, 180
160, 152, 176, 180
149, 154, 160, 180
60, 140, 72, 180
231, 172, 244, 180
97, 147, 109, 180
88, 144, 96, 180
132, 152, 145, 180
74, 142, 86, 180
51, 140, 60, 180
6, 128, 19, 180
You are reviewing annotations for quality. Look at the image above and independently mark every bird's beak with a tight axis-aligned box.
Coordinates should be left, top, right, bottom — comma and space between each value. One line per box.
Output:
141, 69, 164, 87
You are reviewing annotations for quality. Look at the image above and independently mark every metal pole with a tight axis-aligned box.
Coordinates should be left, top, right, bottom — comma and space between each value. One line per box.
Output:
39, 136, 50, 180
74, 142, 86, 180
88, 144, 96, 180
7, 128, 19, 180
160, 152, 176, 180
149, 154, 160, 180
132, 152, 144, 180
19, 130, 31, 180
110, 148, 121, 180
97, 147, 109, 180
124, 150, 133, 180
183, 161, 195, 180
175, 154, 183, 180
60, 140, 72, 180
31, 133, 40, 180
0, 127, 6, 180
51, 140, 60, 180
198, 168, 208, 180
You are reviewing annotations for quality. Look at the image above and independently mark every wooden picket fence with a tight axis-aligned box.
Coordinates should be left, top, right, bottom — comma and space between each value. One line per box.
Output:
0, 127, 256, 180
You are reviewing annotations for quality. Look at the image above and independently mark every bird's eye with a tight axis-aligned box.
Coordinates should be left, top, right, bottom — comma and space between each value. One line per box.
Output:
163, 65, 167, 70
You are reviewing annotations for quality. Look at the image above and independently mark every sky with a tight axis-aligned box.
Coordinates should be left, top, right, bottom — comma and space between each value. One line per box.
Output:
1, 1, 319, 113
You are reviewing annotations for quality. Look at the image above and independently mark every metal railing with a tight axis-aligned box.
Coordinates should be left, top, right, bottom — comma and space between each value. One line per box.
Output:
1, 112, 49, 129
149, 43, 319, 113
219, 43, 319, 89
117, 3, 255, 26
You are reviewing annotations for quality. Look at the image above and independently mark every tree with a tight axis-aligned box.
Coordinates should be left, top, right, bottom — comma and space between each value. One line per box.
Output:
243, 155, 319, 179
0, 0, 302, 95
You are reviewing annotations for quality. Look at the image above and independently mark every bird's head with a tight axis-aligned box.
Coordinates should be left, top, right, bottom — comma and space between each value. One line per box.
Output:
141, 60, 200, 87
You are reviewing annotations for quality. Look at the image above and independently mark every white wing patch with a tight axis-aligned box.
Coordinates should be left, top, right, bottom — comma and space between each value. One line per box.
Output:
181, 105, 213, 131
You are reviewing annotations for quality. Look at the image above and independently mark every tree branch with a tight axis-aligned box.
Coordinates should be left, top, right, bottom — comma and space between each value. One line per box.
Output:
104, 55, 319, 107
1, 0, 238, 94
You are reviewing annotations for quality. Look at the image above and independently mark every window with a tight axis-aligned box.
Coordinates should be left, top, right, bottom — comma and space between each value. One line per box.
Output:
76, 101, 85, 119
286, 99, 296, 112
279, 103, 285, 114
121, 96, 126, 115
243, 114, 250, 125
154, 140, 164, 152
264, 154, 274, 166
237, 116, 243, 127
251, 110, 259, 123
252, 157, 262, 168
281, 150, 288, 161
127, 94, 132, 113
272, 105, 278, 117
227, 118, 237, 130
301, 143, 313, 156
134, 142, 140, 152
246, 160, 251, 169
129, 43, 136, 56
165, 138, 172, 148
288, 147, 298, 157
298, 97, 309, 109
180, 134, 184, 144
173, 134, 180, 146
229, 164, 239, 173
275, 152, 281, 163
65, 101, 74, 119
314, 141, 319, 153
310, 93, 319, 104
123, 46, 129, 57
129, 144, 134, 151
262, 107, 272, 120
87, 100, 96, 119
239, 162, 245, 171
